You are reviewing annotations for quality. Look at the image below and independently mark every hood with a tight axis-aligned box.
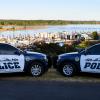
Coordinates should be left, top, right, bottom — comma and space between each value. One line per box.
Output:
59, 52, 78, 58
26, 51, 46, 57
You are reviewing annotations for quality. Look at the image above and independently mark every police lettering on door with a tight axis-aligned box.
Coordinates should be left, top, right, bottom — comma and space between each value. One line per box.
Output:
0, 58, 20, 69
0, 55, 24, 73
84, 58, 100, 69
80, 55, 100, 73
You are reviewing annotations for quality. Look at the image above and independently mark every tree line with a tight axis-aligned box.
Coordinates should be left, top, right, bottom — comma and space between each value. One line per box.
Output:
0, 20, 100, 26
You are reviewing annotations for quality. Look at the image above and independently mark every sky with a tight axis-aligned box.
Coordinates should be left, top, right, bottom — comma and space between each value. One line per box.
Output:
0, 0, 100, 20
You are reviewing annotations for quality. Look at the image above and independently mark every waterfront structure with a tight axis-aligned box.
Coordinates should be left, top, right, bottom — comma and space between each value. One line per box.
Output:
0, 25, 99, 46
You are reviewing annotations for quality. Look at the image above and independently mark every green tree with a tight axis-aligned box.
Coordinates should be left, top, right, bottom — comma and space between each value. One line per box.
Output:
92, 31, 99, 40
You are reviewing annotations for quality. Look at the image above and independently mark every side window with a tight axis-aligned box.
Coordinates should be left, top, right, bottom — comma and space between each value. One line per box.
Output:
87, 45, 100, 55
0, 44, 19, 55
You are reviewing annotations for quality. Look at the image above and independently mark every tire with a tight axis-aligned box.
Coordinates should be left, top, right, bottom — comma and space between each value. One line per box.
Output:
59, 62, 76, 77
29, 61, 44, 77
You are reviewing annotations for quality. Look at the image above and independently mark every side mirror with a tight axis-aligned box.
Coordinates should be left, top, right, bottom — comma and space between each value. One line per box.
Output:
23, 50, 27, 54
14, 50, 22, 55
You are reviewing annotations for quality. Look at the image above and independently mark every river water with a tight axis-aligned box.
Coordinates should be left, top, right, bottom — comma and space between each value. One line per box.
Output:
0, 24, 100, 38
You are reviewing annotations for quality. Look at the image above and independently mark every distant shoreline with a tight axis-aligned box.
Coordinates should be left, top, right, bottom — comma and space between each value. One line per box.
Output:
0, 20, 100, 27
0, 20, 100, 32
0, 25, 48, 31
0, 24, 100, 32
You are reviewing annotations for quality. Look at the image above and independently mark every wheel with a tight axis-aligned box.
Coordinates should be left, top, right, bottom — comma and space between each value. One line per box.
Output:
59, 62, 76, 77
29, 62, 44, 77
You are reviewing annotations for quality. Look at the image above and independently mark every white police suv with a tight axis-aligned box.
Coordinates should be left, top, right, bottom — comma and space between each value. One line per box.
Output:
53, 43, 100, 77
0, 43, 51, 77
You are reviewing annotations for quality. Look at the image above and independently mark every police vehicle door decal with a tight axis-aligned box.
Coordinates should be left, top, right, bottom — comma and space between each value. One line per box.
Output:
0, 55, 24, 73
80, 55, 100, 73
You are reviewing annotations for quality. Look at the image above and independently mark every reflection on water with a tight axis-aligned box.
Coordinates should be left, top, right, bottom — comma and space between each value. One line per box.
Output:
0, 25, 100, 38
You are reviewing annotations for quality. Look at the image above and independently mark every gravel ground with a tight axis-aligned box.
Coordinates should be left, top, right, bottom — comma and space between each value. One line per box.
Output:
0, 68, 100, 83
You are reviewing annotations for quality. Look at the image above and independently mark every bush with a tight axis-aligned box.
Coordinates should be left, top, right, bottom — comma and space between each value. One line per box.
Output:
92, 31, 99, 40
76, 41, 90, 48
31, 42, 76, 56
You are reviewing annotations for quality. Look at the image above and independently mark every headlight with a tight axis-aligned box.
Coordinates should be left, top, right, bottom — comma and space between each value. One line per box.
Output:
58, 55, 61, 60
25, 56, 32, 61
44, 55, 48, 62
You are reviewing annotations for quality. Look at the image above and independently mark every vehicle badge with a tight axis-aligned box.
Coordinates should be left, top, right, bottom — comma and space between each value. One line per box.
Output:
75, 57, 79, 62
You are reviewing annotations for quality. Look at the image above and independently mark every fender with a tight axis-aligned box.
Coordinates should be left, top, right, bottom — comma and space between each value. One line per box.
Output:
58, 59, 81, 72
24, 59, 48, 72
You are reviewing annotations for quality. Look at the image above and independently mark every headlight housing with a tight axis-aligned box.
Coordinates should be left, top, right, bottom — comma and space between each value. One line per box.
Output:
58, 55, 61, 60
43, 55, 48, 62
